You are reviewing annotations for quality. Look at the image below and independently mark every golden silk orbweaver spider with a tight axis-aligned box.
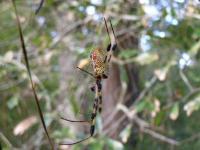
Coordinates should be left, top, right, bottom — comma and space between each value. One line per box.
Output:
60, 17, 117, 145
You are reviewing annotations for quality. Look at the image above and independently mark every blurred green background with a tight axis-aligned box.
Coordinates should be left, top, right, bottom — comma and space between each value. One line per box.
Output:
1, 0, 200, 149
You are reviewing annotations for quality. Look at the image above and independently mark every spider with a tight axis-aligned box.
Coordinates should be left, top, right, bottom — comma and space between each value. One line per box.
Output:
59, 17, 117, 145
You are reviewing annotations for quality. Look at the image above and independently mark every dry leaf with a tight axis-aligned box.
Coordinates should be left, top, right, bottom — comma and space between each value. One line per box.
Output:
4, 51, 14, 62
44, 51, 53, 64
77, 58, 89, 68
13, 116, 38, 136
151, 99, 160, 117
59, 145, 70, 150
184, 96, 200, 116
154, 69, 167, 81
119, 124, 132, 143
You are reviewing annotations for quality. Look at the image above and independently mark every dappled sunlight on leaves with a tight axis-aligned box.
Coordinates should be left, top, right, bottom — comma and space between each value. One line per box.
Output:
184, 95, 200, 116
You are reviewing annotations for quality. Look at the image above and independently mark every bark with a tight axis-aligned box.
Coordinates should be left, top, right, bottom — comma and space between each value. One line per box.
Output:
102, 32, 140, 139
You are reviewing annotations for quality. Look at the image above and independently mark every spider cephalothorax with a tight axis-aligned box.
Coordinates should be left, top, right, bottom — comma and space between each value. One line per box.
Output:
60, 17, 117, 145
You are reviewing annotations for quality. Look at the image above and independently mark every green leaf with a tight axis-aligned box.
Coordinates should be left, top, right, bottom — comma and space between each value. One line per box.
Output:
135, 100, 154, 113
52, 127, 71, 139
69, 94, 79, 115
88, 139, 104, 150
7, 96, 19, 110
119, 49, 138, 59
169, 102, 179, 120
135, 100, 148, 113
154, 111, 166, 126
107, 138, 124, 150
171, 8, 176, 17
44, 113, 53, 126
162, 8, 167, 18
119, 124, 132, 143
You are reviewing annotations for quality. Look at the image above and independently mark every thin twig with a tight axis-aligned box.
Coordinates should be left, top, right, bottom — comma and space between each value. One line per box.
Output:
179, 69, 193, 91
163, 87, 200, 110
49, 16, 92, 49
35, 0, 44, 14
103, 76, 157, 137
103, 115, 126, 135
118, 104, 179, 146
143, 128, 179, 146
11, 1, 54, 149
132, 76, 157, 106
112, 56, 137, 65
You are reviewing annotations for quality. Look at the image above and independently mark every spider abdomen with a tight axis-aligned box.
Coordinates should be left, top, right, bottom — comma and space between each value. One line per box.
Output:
90, 48, 107, 76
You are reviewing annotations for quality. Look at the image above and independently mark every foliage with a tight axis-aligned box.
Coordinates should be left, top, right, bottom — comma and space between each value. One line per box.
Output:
0, 0, 200, 150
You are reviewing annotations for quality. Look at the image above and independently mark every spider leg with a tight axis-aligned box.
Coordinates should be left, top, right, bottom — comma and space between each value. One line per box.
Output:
59, 85, 99, 145
96, 79, 102, 113
102, 74, 108, 79
98, 94, 102, 113
60, 116, 90, 124
103, 17, 117, 63
108, 55, 112, 62
103, 17, 112, 53
90, 97, 98, 136
77, 67, 95, 78
103, 17, 111, 45
35, 0, 44, 14
59, 135, 92, 145
59, 94, 98, 125
109, 19, 117, 51
59, 104, 98, 145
